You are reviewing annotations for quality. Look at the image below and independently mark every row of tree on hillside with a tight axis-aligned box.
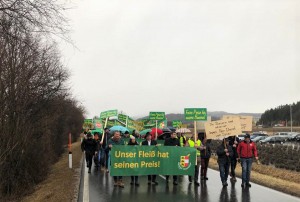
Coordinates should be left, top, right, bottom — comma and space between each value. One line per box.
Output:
0, 0, 84, 199
258, 102, 300, 127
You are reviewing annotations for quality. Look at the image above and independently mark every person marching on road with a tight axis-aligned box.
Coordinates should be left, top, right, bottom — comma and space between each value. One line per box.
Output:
186, 134, 202, 186
93, 133, 101, 169
164, 131, 180, 185
107, 131, 125, 188
142, 132, 159, 185
128, 135, 140, 186
81, 132, 97, 173
200, 137, 211, 181
237, 133, 258, 188
216, 138, 233, 187
179, 133, 187, 147
100, 128, 111, 172
228, 136, 239, 182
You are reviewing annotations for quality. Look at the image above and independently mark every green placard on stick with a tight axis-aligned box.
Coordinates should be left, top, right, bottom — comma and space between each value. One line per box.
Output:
118, 114, 128, 123
184, 108, 207, 121
100, 109, 118, 119
83, 119, 93, 129
149, 112, 165, 120
172, 120, 182, 128
84, 119, 93, 124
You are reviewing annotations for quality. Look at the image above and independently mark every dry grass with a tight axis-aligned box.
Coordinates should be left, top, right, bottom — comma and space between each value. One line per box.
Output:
209, 157, 300, 197
22, 141, 83, 202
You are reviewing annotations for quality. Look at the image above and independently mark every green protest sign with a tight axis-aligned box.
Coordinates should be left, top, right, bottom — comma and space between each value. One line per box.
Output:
110, 146, 196, 176
83, 119, 94, 129
100, 109, 118, 119
118, 114, 127, 123
93, 118, 103, 129
149, 112, 165, 120
172, 120, 182, 128
143, 119, 166, 129
106, 120, 115, 128
84, 119, 93, 124
184, 108, 207, 121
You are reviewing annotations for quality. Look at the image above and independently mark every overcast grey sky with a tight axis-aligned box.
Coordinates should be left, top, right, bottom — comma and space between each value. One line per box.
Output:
61, 0, 300, 118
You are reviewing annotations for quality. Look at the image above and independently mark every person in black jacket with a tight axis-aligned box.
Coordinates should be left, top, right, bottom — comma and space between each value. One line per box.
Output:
93, 133, 101, 169
200, 137, 211, 181
81, 132, 97, 173
142, 132, 158, 185
164, 132, 180, 185
216, 138, 233, 187
228, 136, 239, 182
128, 136, 140, 186
100, 128, 111, 173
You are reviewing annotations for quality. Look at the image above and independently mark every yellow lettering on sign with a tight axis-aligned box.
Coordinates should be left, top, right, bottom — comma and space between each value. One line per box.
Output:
114, 151, 136, 158
138, 151, 156, 158
157, 151, 169, 158
114, 162, 139, 168
140, 161, 160, 168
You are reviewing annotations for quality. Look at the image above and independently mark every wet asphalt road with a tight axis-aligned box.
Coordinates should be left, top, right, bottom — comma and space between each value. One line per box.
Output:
78, 162, 300, 202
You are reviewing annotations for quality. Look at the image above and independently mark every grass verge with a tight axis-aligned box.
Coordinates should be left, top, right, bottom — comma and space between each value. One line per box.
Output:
209, 156, 300, 198
22, 141, 83, 202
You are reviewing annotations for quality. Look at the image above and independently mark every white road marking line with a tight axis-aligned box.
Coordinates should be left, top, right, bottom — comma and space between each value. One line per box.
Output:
83, 162, 89, 202
159, 175, 166, 180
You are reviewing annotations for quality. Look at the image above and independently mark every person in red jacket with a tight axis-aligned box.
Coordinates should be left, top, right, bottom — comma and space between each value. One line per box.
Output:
237, 134, 258, 188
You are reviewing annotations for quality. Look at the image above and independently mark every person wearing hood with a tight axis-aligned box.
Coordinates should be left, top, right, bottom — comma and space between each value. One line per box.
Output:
216, 138, 233, 187
237, 133, 258, 188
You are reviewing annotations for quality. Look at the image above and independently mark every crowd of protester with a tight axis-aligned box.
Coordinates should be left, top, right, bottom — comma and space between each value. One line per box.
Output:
81, 129, 258, 188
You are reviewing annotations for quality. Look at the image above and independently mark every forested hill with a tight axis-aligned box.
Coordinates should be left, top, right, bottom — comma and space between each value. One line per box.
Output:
258, 101, 300, 126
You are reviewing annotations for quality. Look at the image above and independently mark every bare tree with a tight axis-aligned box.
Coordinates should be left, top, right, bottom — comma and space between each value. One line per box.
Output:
0, 1, 84, 198
0, 0, 70, 41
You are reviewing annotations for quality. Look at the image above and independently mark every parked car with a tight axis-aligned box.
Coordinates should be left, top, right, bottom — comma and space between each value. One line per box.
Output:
287, 132, 300, 141
237, 134, 246, 141
295, 134, 300, 142
252, 136, 267, 143
251, 133, 268, 140
273, 132, 290, 141
259, 136, 286, 144
274, 132, 289, 136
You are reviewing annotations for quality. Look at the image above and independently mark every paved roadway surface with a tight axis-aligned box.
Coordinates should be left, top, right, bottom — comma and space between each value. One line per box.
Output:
78, 162, 300, 202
